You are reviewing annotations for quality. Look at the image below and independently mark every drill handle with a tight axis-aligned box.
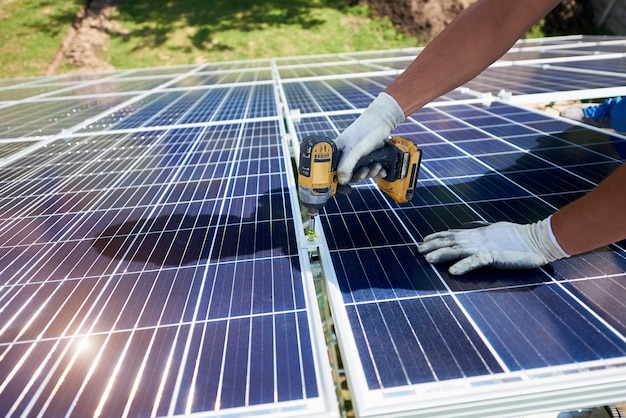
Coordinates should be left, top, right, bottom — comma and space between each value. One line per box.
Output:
353, 141, 405, 181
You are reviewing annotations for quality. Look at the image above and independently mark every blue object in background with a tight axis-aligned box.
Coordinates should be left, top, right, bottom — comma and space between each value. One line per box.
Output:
583, 96, 626, 132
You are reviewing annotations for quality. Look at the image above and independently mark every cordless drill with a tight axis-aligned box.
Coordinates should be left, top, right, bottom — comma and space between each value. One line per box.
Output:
298, 135, 422, 240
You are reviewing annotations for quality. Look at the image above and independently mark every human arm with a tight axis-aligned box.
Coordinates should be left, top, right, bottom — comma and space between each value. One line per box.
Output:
336, 0, 561, 183
552, 162, 626, 255
418, 164, 626, 275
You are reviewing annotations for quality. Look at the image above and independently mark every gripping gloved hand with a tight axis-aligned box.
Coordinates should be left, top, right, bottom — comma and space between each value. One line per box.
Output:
417, 216, 570, 275
335, 92, 405, 185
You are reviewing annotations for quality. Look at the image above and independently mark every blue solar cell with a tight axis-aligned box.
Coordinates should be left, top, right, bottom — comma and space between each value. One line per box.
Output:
423, 156, 493, 178
469, 65, 626, 95
445, 172, 530, 200
562, 276, 626, 335
325, 185, 393, 212
249, 314, 279, 403
399, 201, 479, 230
407, 179, 468, 205
504, 167, 593, 194
174, 322, 226, 413
283, 83, 325, 114
534, 145, 616, 167
401, 297, 504, 379
0, 98, 129, 138
552, 57, 626, 73
301, 80, 368, 112
346, 295, 505, 389
458, 284, 626, 370
331, 246, 446, 304
587, 136, 626, 159
419, 117, 470, 131
566, 160, 622, 183
477, 151, 556, 171
456, 138, 521, 155
444, 265, 552, 293
324, 211, 413, 250
432, 127, 491, 142
341, 78, 390, 107
274, 312, 317, 402
471, 197, 555, 224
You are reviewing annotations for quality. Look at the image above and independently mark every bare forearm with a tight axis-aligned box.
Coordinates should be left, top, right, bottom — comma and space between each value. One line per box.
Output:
552, 164, 626, 255
385, 0, 561, 116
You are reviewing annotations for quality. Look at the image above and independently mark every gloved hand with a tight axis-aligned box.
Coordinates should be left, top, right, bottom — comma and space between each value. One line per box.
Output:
417, 216, 570, 275
335, 92, 405, 185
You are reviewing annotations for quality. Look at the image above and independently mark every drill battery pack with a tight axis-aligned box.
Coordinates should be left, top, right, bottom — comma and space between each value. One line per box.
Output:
375, 136, 422, 203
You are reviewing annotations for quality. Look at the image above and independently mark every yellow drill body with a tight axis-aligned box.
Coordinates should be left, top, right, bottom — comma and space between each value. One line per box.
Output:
298, 135, 422, 240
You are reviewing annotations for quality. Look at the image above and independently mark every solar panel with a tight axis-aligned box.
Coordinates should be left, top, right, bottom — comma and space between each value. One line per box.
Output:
469, 64, 626, 96
285, 36, 626, 417
292, 101, 626, 416
0, 66, 337, 417
0, 35, 625, 417
471, 36, 626, 104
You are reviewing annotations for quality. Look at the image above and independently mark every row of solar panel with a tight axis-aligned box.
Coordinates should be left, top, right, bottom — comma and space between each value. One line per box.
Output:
292, 96, 626, 415
0, 35, 625, 417
0, 103, 333, 416
2, 67, 626, 144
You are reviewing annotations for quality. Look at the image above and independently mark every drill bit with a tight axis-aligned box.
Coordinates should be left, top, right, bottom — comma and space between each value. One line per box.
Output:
307, 207, 318, 241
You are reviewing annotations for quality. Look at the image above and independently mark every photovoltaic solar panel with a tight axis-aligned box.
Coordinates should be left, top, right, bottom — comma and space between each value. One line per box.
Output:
468, 64, 626, 96
0, 66, 337, 416
285, 35, 626, 417
544, 57, 626, 74
292, 101, 626, 416
0, 35, 625, 417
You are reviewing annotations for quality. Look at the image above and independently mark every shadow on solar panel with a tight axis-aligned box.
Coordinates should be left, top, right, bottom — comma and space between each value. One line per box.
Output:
92, 191, 294, 266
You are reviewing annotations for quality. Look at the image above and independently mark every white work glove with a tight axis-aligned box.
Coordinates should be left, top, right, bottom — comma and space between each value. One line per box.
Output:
417, 216, 570, 275
335, 92, 405, 185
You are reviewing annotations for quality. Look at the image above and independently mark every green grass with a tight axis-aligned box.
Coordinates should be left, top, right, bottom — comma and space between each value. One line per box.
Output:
524, 19, 547, 39
107, 0, 417, 68
0, 0, 553, 78
0, 0, 83, 78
